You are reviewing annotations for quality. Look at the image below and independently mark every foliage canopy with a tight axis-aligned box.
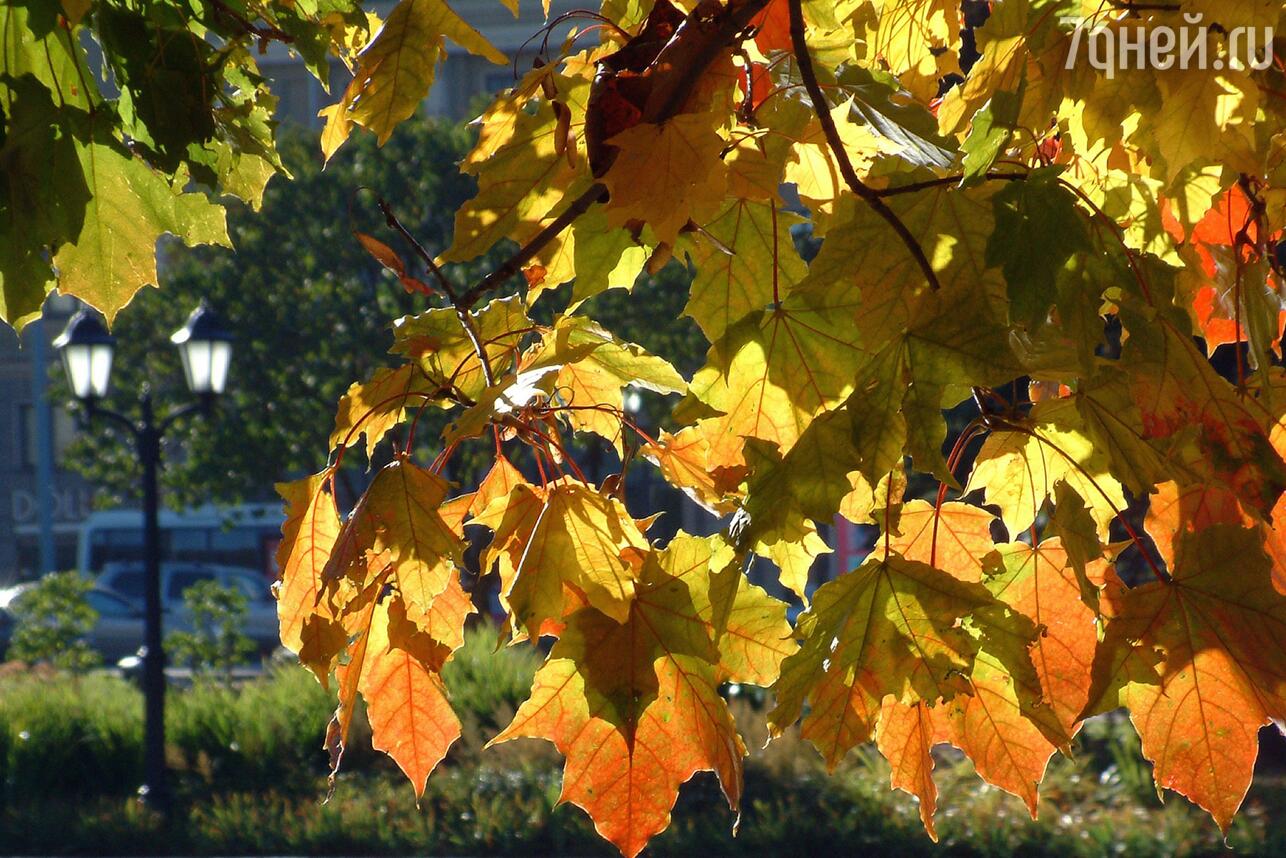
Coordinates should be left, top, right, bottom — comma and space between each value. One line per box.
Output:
9, 0, 1286, 854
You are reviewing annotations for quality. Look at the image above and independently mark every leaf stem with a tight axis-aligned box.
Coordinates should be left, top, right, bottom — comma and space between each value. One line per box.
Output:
770, 198, 781, 308
1056, 178, 1156, 306
331, 389, 440, 476
1017, 425, 1169, 584
931, 419, 986, 570
787, 0, 942, 291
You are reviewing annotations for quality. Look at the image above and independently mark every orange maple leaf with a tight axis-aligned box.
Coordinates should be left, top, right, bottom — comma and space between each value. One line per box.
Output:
275, 471, 345, 684
1083, 525, 1286, 832
886, 499, 998, 582
490, 538, 755, 858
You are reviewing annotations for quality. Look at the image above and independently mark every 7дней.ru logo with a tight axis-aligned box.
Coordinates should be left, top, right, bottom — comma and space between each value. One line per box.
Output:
1063, 13, 1273, 79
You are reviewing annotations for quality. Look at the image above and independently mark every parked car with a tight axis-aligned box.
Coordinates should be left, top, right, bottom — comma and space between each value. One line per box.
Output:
0, 583, 31, 658
96, 562, 281, 656
82, 588, 146, 663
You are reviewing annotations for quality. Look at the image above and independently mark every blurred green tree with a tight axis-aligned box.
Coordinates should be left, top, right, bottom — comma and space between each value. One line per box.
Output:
167, 580, 255, 679
8, 571, 99, 670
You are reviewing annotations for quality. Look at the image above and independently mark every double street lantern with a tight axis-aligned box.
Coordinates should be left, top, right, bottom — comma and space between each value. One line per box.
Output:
54, 302, 233, 814
55, 301, 233, 404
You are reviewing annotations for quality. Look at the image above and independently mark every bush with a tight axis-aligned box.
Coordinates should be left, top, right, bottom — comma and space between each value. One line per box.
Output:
167, 665, 335, 793
166, 580, 255, 677
441, 623, 541, 732
7, 571, 99, 670
0, 668, 141, 806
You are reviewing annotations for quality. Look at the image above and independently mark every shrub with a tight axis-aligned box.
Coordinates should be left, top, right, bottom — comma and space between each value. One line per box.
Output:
0, 668, 141, 806
441, 622, 541, 732
0, 632, 1278, 855
166, 580, 255, 677
7, 571, 99, 670
167, 664, 335, 793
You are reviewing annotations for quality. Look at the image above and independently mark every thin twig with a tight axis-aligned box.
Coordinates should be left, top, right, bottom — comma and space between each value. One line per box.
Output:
376, 197, 496, 387
787, 0, 942, 291
877, 172, 1029, 196
455, 307, 496, 388
1105, 0, 1181, 12
377, 197, 456, 298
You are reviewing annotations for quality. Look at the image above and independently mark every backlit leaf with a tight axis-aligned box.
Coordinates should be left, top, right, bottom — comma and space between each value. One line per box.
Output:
769, 550, 1002, 767
321, 0, 505, 158
1083, 526, 1286, 832
601, 111, 730, 246
275, 471, 344, 684
491, 547, 748, 858
330, 365, 440, 459
53, 134, 230, 324
474, 481, 649, 638
968, 398, 1126, 540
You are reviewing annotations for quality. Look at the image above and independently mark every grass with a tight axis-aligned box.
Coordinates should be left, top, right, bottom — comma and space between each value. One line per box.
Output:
0, 627, 1280, 856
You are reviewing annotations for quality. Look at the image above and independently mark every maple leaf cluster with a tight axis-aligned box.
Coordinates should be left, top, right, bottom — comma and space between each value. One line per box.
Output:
271, 0, 1286, 854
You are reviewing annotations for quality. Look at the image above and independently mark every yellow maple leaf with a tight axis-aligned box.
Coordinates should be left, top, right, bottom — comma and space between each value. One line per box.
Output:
601, 112, 730, 245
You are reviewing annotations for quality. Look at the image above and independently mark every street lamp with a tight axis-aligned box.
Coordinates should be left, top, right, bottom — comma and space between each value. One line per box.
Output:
54, 303, 233, 814
52, 309, 115, 400
171, 300, 233, 399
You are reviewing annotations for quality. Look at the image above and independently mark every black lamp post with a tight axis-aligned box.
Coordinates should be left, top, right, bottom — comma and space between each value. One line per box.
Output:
53, 301, 232, 814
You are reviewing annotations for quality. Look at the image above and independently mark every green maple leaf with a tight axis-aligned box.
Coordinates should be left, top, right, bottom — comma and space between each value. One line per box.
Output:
986, 167, 1092, 329
52, 127, 229, 324
0, 78, 88, 327
684, 198, 806, 342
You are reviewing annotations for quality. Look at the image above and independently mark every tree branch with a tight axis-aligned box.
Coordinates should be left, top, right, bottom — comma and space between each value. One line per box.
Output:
458, 182, 609, 309
787, 0, 942, 291
208, 0, 295, 44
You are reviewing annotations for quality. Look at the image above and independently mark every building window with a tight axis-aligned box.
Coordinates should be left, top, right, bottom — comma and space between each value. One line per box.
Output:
484, 71, 517, 93
267, 64, 318, 126
19, 403, 74, 469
